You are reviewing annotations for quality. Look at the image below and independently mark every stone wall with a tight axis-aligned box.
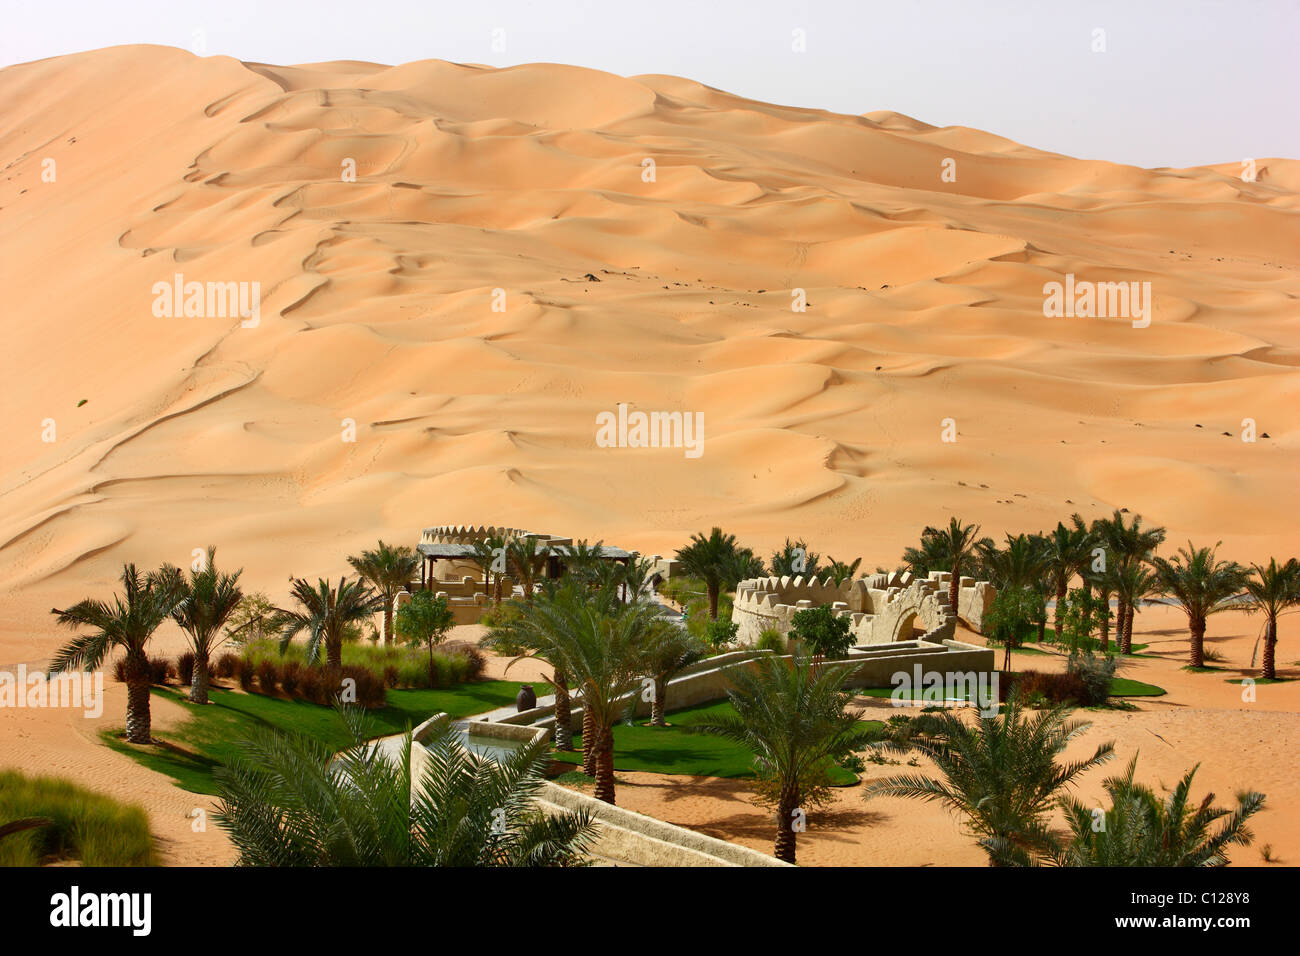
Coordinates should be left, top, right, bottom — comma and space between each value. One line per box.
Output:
732, 568, 995, 646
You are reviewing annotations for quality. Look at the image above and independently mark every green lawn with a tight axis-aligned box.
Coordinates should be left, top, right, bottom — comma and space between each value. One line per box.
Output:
552, 699, 878, 784
104, 680, 536, 795
1108, 677, 1166, 697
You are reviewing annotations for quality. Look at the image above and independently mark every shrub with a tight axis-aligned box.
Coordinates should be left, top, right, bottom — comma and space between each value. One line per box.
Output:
789, 604, 854, 659
176, 651, 196, 687
382, 665, 400, 689
213, 653, 241, 679
148, 656, 174, 685
1067, 650, 1118, 706
237, 664, 255, 692
756, 628, 786, 654
443, 641, 487, 681
256, 659, 280, 695
1009, 670, 1088, 705
280, 660, 302, 695
338, 665, 386, 708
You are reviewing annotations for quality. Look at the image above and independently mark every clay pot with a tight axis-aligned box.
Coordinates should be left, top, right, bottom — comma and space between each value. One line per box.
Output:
516, 684, 537, 712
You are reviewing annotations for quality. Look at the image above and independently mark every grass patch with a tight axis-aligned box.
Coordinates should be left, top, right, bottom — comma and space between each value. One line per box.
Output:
1182, 664, 1226, 673
1225, 676, 1296, 686
0, 769, 157, 866
104, 681, 537, 795
553, 699, 877, 784
1108, 677, 1166, 697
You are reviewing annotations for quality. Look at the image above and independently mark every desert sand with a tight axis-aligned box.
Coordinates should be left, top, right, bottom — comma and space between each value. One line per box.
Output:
0, 46, 1296, 865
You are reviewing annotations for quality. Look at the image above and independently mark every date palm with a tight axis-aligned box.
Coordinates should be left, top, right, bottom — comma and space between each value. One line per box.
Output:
347, 540, 420, 645
1112, 560, 1158, 655
825, 556, 863, 587
1096, 511, 1165, 650
50, 563, 185, 744
500, 583, 662, 803
1042, 521, 1093, 641
163, 547, 244, 703
1041, 758, 1265, 867
643, 627, 707, 726
676, 527, 744, 620
770, 538, 821, 579
1243, 558, 1300, 680
214, 706, 596, 866
1151, 542, 1248, 668
508, 536, 550, 604
919, 518, 991, 619
864, 693, 1115, 866
275, 576, 384, 668
690, 654, 872, 864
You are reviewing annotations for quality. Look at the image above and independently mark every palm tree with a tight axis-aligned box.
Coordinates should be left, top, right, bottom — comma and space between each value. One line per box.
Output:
165, 547, 244, 704
676, 527, 744, 620
1112, 560, 1158, 655
1243, 558, 1300, 680
347, 540, 420, 645
825, 556, 863, 587
1151, 542, 1248, 668
643, 628, 707, 726
485, 603, 576, 753
50, 564, 185, 744
770, 538, 821, 579
1041, 521, 1093, 641
864, 693, 1115, 866
501, 583, 662, 803
556, 539, 605, 585
275, 576, 384, 668
979, 534, 1050, 652
920, 518, 990, 618
214, 707, 596, 866
508, 536, 550, 604
469, 535, 509, 603
1096, 511, 1165, 652
1041, 758, 1265, 867
691, 654, 872, 863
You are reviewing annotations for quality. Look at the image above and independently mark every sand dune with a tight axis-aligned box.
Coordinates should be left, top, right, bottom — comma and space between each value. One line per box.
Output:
0, 45, 1297, 865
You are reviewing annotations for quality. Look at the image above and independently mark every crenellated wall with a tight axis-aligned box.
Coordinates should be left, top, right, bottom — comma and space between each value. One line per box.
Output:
732, 568, 995, 646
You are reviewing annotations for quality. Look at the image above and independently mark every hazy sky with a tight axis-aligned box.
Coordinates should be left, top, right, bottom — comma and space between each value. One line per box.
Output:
2, 0, 1295, 168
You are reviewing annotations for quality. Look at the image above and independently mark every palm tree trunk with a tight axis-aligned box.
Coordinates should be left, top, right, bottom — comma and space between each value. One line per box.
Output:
707, 583, 719, 620
651, 674, 667, 726
553, 671, 573, 751
327, 638, 342, 669
1098, 591, 1111, 650
1263, 617, 1277, 681
774, 788, 799, 864
383, 593, 395, 646
1189, 616, 1206, 667
593, 725, 616, 804
190, 650, 210, 704
581, 707, 597, 776
1054, 582, 1066, 640
948, 565, 961, 619
125, 673, 152, 744
1121, 604, 1135, 655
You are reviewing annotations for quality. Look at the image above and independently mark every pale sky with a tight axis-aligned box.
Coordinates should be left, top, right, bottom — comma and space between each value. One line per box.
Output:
2, 0, 1296, 168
